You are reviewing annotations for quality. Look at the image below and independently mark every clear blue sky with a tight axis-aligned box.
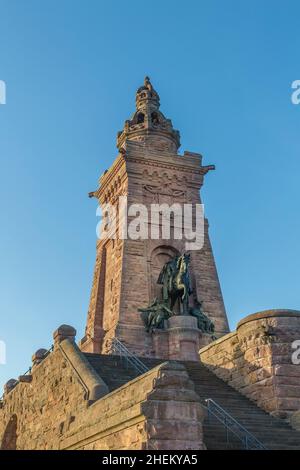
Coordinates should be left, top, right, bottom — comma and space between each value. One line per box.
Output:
0, 0, 299, 389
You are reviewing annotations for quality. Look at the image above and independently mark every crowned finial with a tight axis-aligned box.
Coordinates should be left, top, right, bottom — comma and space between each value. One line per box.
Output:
135, 76, 159, 112
144, 76, 153, 92
116, 77, 180, 152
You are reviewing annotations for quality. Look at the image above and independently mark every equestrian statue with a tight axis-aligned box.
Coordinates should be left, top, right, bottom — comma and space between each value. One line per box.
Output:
138, 253, 215, 335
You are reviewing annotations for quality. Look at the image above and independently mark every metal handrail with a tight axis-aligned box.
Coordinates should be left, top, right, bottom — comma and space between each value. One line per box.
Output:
110, 338, 149, 375
0, 345, 54, 403
42, 344, 54, 359
205, 398, 267, 450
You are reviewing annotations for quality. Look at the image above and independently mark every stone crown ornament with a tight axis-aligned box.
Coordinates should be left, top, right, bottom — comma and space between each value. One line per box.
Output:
117, 76, 180, 152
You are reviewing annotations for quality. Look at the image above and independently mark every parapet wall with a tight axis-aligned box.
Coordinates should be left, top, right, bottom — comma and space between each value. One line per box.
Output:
0, 325, 206, 450
199, 309, 300, 419
61, 361, 206, 450
0, 342, 88, 449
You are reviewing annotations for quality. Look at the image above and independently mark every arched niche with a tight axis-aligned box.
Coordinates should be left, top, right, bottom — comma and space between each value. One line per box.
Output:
1, 414, 18, 450
150, 245, 180, 301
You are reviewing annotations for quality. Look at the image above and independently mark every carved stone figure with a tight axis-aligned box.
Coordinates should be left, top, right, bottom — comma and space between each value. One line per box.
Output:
144, 76, 153, 92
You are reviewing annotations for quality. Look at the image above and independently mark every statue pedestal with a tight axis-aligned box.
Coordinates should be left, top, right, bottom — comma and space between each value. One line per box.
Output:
167, 316, 200, 361
153, 315, 211, 361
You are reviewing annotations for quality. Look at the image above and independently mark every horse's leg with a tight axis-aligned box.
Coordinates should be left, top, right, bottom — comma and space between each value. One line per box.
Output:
176, 290, 184, 315
182, 289, 190, 315
176, 283, 187, 314
181, 284, 186, 301
170, 294, 176, 313
172, 293, 182, 315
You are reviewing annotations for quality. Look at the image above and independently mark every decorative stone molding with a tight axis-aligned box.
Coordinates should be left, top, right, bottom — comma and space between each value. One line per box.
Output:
81, 79, 229, 356
117, 77, 180, 153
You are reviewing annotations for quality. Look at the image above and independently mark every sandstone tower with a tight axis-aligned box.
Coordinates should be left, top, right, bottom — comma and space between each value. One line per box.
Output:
80, 77, 229, 357
3, 78, 300, 451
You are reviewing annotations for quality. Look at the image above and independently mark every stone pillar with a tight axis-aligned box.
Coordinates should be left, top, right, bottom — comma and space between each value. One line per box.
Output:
152, 329, 169, 359
141, 362, 207, 450
153, 316, 212, 361
53, 324, 76, 347
167, 316, 201, 361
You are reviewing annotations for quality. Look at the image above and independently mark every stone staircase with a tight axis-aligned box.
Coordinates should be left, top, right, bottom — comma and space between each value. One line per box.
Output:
84, 353, 149, 392
84, 353, 300, 450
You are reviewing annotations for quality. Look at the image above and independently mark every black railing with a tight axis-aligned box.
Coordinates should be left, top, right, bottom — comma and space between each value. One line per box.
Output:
0, 344, 54, 403
205, 398, 267, 450
110, 338, 149, 375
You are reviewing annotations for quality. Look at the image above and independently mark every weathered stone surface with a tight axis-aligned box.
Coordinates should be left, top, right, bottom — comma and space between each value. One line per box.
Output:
199, 309, 300, 420
4, 379, 18, 395
53, 325, 76, 345
290, 410, 300, 430
32, 348, 48, 366
18, 375, 32, 383
0, 333, 206, 450
81, 79, 229, 358
152, 315, 207, 361
59, 338, 109, 401
3, 79, 299, 451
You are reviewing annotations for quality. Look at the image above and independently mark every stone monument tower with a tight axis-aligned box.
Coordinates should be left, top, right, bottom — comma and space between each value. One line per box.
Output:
80, 77, 229, 359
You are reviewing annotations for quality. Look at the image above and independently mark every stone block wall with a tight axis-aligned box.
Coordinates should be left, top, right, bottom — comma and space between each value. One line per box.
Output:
0, 345, 88, 449
0, 325, 206, 450
199, 309, 300, 419
81, 140, 229, 358
62, 361, 206, 450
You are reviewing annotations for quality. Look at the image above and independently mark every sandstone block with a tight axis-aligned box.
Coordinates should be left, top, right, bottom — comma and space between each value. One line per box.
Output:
53, 325, 76, 345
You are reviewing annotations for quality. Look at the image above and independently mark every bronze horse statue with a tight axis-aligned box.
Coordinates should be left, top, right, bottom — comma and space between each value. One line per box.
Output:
157, 253, 192, 315
139, 253, 215, 334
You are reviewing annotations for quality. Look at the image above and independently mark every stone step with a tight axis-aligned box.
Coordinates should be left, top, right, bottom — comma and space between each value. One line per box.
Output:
83, 353, 300, 450
184, 363, 300, 450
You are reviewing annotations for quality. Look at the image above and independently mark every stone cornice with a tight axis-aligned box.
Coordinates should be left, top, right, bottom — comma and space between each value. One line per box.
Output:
126, 155, 202, 174
98, 154, 126, 188
93, 142, 214, 202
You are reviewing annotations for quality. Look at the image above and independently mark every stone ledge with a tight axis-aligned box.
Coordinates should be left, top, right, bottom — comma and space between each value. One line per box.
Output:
237, 309, 300, 329
61, 412, 145, 450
